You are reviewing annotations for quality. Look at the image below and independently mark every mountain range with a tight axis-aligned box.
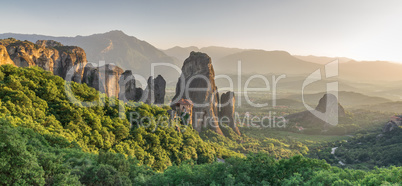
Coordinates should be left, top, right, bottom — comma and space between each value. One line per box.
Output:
162, 43, 402, 83
163, 46, 247, 62
3, 30, 402, 84
293, 55, 353, 64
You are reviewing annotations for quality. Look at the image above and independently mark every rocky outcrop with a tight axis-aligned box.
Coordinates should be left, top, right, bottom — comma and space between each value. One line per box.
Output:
219, 91, 241, 135
5, 40, 57, 70
315, 93, 346, 118
286, 93, 346, 127
144, 77, 153, 104
82, 63, 124, 98
144, 75, 166, 104
135, 88, 144, 102
54, 46, 88, 82
118, 70, 137, 101
0, 38, 87, 82
0, 45, 14, 66
172, 52, 223, 135
383, 121, 400, 133
118, 71, 166, 103
383, 115, 402, 133
0, 38, 168, 100
154, 75, 166, 104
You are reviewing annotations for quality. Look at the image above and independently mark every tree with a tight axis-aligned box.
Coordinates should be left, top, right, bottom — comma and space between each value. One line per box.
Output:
0, 120, 45, 185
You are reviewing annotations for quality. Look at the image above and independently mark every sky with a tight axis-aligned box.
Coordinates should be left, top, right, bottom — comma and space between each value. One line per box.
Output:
2, 0, 402, 62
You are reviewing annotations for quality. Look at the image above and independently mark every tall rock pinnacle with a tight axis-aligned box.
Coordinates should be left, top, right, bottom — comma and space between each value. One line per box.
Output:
220, 91, 241, 135
172, 52, 223, 135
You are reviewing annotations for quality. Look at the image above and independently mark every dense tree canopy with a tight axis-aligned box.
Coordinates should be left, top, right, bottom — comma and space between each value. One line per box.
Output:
0, 65, 240, 172
0, 65, 401, 185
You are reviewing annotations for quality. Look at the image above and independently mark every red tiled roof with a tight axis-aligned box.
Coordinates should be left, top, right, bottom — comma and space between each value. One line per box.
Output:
177, 98, 193, 105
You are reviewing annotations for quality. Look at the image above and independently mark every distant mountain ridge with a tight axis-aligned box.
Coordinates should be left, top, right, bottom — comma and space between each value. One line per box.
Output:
165, 45, 402, 82
163, 46, 247, 62
214, 49, 321, 75
4, 31, 402, 83
294, 55, 353, 64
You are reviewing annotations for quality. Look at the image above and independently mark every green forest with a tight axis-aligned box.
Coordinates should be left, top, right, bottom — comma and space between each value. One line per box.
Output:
309, 128, 402, 170
0, 65, 401, 185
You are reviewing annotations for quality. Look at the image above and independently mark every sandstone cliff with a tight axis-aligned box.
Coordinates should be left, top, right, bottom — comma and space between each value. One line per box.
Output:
153, 75, 166, 104
118, 70, 137, 101
172, 52, 223, 135
0, 38, 87, 81
144, 75, 166, 104
82, 63, 124, 98
0, 45, 14, 66
220, 91, 241, 135
0, 38, 168, 100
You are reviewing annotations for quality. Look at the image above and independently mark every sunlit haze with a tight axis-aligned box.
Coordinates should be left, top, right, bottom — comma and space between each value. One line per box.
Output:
3, 0, 402, 62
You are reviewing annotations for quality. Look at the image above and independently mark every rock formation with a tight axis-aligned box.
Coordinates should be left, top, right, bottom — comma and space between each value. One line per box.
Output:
0, 45, 14, 66
286, 93, 346, 127
144, 75, 166, 104
144, 77, 153, 104
135, 88, 144, 102
154, 75, 166, 104
219, 91, 241, 135
118, 70, 144, 102
383, 115, 402, 133
82, 63, 124, 98
383, 121, 399, 133
53, 47, 87, 82
172, 52, 223, 135
118, 70, 137, 101
0, 38, 167, 100
0, 38, 87, 82
5, 40, 57, 70
315, 93, 346, 118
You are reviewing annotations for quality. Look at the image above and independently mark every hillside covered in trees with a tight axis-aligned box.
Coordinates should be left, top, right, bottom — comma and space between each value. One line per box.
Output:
0, 63, 401, 185
0, 64, 240, 170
